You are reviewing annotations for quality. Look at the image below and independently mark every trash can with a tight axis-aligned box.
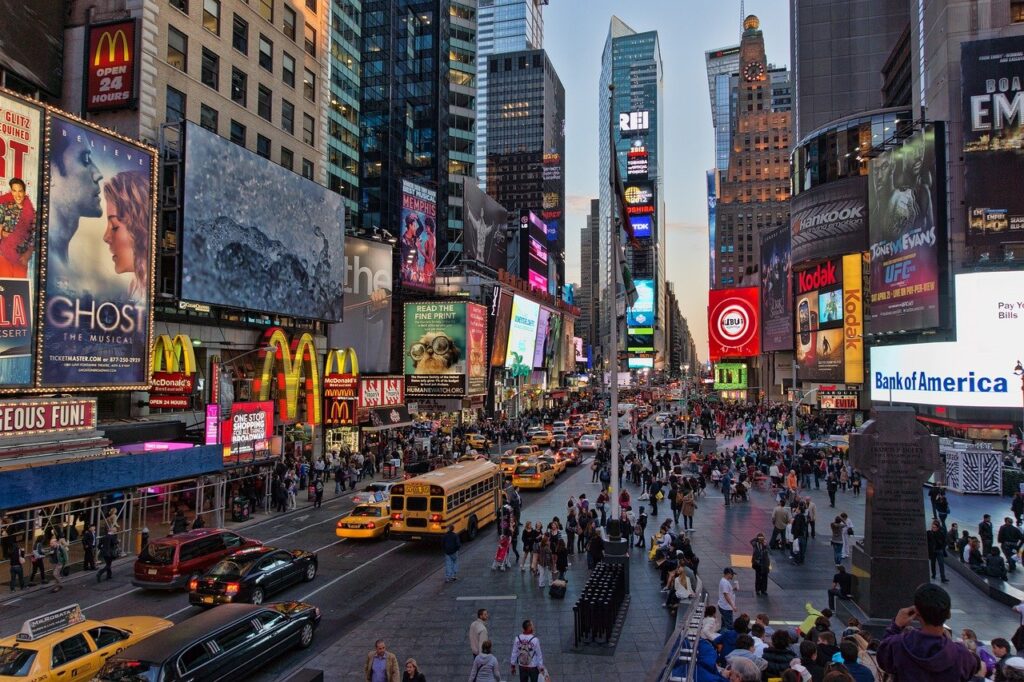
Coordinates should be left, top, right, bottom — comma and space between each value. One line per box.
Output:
231, 497, 251, 522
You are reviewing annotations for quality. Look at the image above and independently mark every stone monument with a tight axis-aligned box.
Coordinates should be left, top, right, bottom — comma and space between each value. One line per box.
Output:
849, 406, 940, 619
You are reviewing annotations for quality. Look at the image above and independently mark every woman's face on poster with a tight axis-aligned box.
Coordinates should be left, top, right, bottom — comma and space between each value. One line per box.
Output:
103, 203, 135, 276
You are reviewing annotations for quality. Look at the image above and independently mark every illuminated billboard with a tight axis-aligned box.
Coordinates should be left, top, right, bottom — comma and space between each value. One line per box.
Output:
400, 180, 437, 292
794, 254, 864, 383
504, 295, 540, 369
462, 179, 508, 270
713, 363, 748, 390
627, 279, 655, 327
759, 223, 793, 352
181, 122, 345, 319
532, 308, 551, 368
86, 20, 138, 112
520, 211, 548, 293
627, 328, 654, 352
708, 287, 759, 361
630, 215, 652, 238
327, 237, 392, 373
403, 302, 485, 397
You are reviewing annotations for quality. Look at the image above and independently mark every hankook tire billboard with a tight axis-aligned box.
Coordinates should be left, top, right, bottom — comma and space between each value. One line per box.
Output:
790, 176, 868, 264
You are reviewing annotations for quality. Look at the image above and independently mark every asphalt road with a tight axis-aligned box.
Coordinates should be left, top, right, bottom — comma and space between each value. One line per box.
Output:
0, 441, 603, 680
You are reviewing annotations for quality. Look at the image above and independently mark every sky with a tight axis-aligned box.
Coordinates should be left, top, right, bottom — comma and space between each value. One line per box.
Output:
544, 0, 791, 363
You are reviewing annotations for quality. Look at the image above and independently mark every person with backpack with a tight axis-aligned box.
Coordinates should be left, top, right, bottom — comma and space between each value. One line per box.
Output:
97, 528, 118, 582
510, 620, 545, 682
314, 477, 325, 509
29, 537, 47, 585
469, 640, 501, 682
49, 537, 67, 592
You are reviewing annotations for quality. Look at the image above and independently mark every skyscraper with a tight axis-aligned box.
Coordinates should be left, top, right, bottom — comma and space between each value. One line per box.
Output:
577, 199, 600, 361
328, 0, 361, 220
475, 0, 545, 187
705, 45, 741, 173
599, 17, 665, 370
444, 0, 478, 266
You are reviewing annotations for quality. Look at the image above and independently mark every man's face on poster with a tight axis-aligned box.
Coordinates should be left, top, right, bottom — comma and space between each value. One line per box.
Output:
9, 182, 25, 206
54, 139, 103, 218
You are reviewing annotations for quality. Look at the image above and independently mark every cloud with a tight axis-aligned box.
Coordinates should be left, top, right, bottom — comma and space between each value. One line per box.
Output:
565, 194, 595, 215
666, 220, 708, 235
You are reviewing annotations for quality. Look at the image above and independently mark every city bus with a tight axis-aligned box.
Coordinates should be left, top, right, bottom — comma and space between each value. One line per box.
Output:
388, 460, 501, 541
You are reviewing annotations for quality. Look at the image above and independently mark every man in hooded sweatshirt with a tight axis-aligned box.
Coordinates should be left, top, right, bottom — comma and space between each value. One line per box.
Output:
877, 583, 978, 682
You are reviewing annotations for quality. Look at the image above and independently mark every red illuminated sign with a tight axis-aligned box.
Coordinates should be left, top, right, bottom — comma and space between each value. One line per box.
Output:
708, 287, 760, 362
359, 376, 405, 409
0, 398, 97, 438
323, 374, 358, 399
86, 20, 137, 112
149, 395, 190, 410
221, 401, 274, 455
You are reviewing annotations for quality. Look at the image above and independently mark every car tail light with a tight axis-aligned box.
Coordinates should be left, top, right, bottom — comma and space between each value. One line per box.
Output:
189, 578, 198, 591
336, 520, 345, 528
429, 513, 442, 523
391, 512, 404, 521
366, 522, 376, 529
225, 582, 240, 595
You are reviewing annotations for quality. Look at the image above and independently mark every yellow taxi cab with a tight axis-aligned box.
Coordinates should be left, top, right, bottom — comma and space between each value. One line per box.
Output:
529, 430, 553, 447
512, 461, 556, 490
465, 433, 491, 451
335, 499, 392, 539
0, 605, 172, 682
538, 454, 567, 476
512, 444, 539, 459
498, 454, 524, 477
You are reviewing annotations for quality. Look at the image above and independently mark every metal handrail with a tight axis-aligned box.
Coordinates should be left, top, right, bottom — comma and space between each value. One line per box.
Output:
645, 576, 707, 682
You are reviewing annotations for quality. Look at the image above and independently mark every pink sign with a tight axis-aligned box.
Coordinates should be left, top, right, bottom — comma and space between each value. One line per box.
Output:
204, 404, 219, 445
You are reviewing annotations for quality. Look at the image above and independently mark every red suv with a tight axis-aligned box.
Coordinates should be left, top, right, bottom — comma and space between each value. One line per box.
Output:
133, 529, 261, 590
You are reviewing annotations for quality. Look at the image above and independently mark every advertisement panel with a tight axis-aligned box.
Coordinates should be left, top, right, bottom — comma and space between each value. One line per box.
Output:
327, 237, 391, 373
868, 124, 944, 333
707, 170, 717, 288
358, 376, 404, 409
86, 20, 137, 112
0, 397, 96, 438
870, 271, 1022, 408
961, 37, 1024, 246
489, 288, 513, 367
760, 223, 793, 352
707, 287, 759, 361
627, 328, 654, 352
400, 180, 436, 291
791, 176, 868, 263
574, 337, 585, 362
0, 1, 65, 96
181, 122, 345, 319
627, 279, 655, 327
794, 259, 844, 382
819, 391, 858, 410
532, 308, 550, 368
0, 92, 42, 387
627, 146, 648, 179
629, 215, 652, 239
150, 333, 197, 410
462, 179, 508, 270
221, 401, 274, 456
521, 211, 548, 292
624, 182, 655, 217
842, 253, 864, 385
404, 302, 468, 397
713, 363, 748, 390
504, 295, 540, 369
466, 302, 488, 395
628, 357, 654, 369
41, 114, 155, 388
544, 313, 562, 368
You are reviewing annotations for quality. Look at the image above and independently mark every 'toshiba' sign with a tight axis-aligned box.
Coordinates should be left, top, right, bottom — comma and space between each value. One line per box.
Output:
0, 398, 97, 437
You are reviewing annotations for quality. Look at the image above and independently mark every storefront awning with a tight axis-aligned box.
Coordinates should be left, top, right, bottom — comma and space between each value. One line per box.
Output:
362, 406, 413, 432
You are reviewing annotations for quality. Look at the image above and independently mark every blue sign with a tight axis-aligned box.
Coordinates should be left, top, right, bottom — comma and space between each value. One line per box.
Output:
627, 279, 655, 327
546, 220, 559, 242
630, 215, 652, 238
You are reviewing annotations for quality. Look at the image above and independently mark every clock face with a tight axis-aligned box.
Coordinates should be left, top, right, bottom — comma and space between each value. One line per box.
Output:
743, 61, 765, 82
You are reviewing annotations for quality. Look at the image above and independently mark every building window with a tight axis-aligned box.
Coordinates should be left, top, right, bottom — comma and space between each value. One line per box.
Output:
231, 68, 247, 105
167, 27, 187, 71
258, 0, 273, 22
232, 14, 248, 53
283, 5, 297, 40
303, 24, 316, 56
301, 158, 314, 179
230, 119, 246, 146
1013, 1, 1024, 21
305, 0, 316, 10
259, 35, 273, 71
202, 0, 220, 34
165, 86, 186, 122
256, 134, 271, 159
302, 113, 314, 145
282, 52, 295, 87
303, 68, 315, 101
170, 0, 188, 14
258, 85, 272, 120
281, 146, 294, 170
200, 104, 218, 132
201, 49, 219, 90
281, 100, 295, 134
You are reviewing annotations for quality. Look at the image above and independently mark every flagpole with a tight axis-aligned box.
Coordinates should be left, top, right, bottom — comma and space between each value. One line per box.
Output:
608, 83, 620, 526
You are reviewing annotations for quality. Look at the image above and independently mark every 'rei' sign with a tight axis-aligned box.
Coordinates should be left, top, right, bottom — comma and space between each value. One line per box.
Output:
86, 20, 138, 112
0, 398, 97, 438
359, 376, 404, 409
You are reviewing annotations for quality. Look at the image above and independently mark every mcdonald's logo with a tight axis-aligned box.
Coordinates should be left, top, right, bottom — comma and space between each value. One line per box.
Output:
151, 334, 196, 374
94, 29, 131, 66
325, 398, 355, 426
324, 348, 359, 399
325, 348, 359, 376
253, 327, 322, 426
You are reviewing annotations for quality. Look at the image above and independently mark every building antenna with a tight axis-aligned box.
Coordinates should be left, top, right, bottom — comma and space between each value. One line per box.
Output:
740, 0, 745, 26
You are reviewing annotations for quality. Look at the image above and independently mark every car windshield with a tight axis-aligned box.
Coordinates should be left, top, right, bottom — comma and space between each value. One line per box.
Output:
96, 659, 160, 681
0, 647, 36, 677
139, 542, 175, 565
501, 457, 517, 465
352, 506, 382, 517
208, 559, 248, 578
514, 447, 532, 454
517, 466, 538, 475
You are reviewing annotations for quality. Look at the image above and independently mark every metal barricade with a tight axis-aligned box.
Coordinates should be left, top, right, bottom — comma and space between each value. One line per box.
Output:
572, 562, 627, 647
645, 577, 707, 682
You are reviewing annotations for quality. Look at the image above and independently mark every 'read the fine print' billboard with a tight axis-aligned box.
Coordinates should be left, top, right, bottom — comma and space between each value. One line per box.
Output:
404, 302, 486, 398
707, 287, 759, 362
400, 180, 437, 292
867, 123, 945, 334
181, 122, 345, 320
961, 36, 1024, 246
41, 113, 157, 389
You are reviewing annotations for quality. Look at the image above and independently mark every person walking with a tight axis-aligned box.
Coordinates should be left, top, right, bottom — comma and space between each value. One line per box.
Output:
81, 524, 96, 571
718, 567, 738, 630
365, 639, 400, 682
830, 516, 845, 567
8, 546, 25, 592
519, 522, 536, 572
510, 620, 546, 682
535, 536, 553, 588
49, 538, 67, 592
313, 477, 324, 509
840, 512, 855, 560
565, 509, 578, 555
635, 506, 649, 548
998, 516, 1023, 571
469, 609, 489, 660
980, 514, 995, 556
750, 533, 771, 596
927, 518, 949, 583
826, 473, 838, 508
29, 538, 47, 585
770, 501, 790, 551
681, 488, 697, 531
443, 525, 461, 583
469, 640, 502, 681
97, 528, 118, 582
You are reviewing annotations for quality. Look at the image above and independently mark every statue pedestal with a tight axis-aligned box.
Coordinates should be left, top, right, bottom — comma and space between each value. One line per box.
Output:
603, 538, 630, 594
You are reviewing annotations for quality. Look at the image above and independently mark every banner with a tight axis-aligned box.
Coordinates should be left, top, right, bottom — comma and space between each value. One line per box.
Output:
574, 336, 584, 362
868, 124, 944, 334
532, 308, 550, 368
463, 179, 507, 270
86, 20, 137, 112
466, 302, 488, 395
842, 253, 864, 385
790, 176, 868, 263
404, 302, 468, 397
961, 37, 1024, 246
489, 288, 513, 367
41, 114, 156, 388
400, 180, 436, 291
0, 91, 42, 387
327, 237, 391, 373
707, 287, 759, 362
0, 397, 96, 438
819, 391, 858, 410
358, 376, 404, 409
759, 223, 793, 351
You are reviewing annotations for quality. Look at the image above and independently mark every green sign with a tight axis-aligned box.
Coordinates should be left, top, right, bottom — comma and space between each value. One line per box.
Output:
713, 362, 748, 390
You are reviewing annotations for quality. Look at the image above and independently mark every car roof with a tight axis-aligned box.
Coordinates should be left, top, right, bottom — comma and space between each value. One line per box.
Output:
115, 604, 267, 660
149, 528, 235, 546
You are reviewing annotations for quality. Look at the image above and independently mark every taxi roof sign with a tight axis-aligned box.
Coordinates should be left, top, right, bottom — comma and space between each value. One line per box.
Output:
17, 605, 85, 642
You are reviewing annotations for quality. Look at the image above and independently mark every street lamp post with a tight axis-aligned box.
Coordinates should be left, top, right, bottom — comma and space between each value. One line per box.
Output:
1014, 361, 1024, 449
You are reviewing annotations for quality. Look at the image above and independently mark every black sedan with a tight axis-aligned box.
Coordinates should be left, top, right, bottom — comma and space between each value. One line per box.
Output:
189, 546, 317, 607
656, 435, 684, 450
685, 434, 704, 452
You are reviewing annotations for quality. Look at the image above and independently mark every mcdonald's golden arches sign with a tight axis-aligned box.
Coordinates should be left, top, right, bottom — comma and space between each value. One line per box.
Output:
253, 327, 322, 426
149, 334, 196, 409
86, 20, 137, 112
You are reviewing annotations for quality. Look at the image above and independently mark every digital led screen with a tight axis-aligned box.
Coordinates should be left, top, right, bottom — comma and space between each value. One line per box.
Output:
627, 279, 655, 327
713, 363, 748, 390
504, 294, 540, 369
630, 215, 652, 239
532, 308, 550, 368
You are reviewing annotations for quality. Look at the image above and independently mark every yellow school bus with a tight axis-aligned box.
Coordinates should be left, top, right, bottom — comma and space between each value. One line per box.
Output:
388, 460, 501, 541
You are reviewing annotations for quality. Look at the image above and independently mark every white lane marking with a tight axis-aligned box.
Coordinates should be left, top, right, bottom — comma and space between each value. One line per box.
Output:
82, 587, 142, 611
455, 595, 517, 601
295, 515, 310, 523
163, 604, 195, 619
5, 598, 20, 604
265, 515, 345, 543
313, 538, 345, 553
298, 543, 405, 602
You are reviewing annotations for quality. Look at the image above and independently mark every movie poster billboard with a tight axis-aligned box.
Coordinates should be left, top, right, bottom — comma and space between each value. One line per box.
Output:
961, 37, 1024, 245
867, 124, 945, 334
466, 302, 488, 395
463, 179, 508, 270
489, 287, 513, 367
504, 294, 540, 369
404, 302, 468, 397
532, 308, 550, 368
400, 180, 436, 291
794, 259, 844, 382
574, 337, 585, 363
544, 312, 562, 368
790, 176, 868, 263
0, 92, 42, 387
327, 237, 391, 373
707, 287, 759, 362
41, 114, 156, 388
759, 223, 793, 352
